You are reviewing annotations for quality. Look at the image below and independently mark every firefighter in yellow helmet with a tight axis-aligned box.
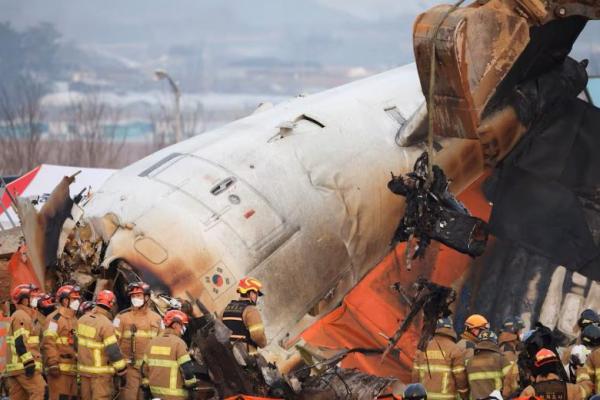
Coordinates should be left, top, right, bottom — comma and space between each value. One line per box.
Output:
114, 281, 162, 400
141, 309, 199, 400
221, 277, 267, 356
5, 283, 46, 400
41, 285, 81, 400
458, 314, 489, 359
412, 317, 469, 400
77, 289, 128, 400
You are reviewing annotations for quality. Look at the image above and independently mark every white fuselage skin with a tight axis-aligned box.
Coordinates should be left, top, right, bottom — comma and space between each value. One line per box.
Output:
81, 63, 483, 357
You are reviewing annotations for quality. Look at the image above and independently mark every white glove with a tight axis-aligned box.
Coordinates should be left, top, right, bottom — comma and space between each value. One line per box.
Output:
571, 344, 591, 365
489, 390, 503, 400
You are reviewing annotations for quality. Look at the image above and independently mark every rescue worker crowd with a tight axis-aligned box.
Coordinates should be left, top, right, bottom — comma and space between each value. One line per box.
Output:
1, 277, 267, 400
411, 311, 600, 400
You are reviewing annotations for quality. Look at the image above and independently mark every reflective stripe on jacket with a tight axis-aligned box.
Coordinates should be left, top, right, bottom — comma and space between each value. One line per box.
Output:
577, 345, 600, 396
77, 306, 127, 376
42, 305, 78, 375
412, 328, 469, 400
141, 329, 198, 399
6, 304, 43, 376
465, 341, 518, 400
114, 305, 162, 368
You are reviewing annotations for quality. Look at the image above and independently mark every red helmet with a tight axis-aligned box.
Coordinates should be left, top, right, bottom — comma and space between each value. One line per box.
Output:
127, 282, 150, 296
56, 285, 81, 303
534, 348, 559, 368
237, 277, 263, 296
163, 310, 189, 327
11, 283, 40, 304
38, 293, 55, 309
96, 290, 116, 308
77, 301, 95, 317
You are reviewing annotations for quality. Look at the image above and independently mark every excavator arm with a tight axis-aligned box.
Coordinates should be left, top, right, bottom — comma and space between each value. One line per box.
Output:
414, 0, 600, 278
414, 0, 600, 164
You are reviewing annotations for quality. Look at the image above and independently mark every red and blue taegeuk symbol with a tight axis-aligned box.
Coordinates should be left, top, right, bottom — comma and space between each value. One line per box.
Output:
212, 274, 224, 287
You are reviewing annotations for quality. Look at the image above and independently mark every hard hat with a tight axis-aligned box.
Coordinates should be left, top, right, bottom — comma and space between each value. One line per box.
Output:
502, 316, 524, 334
163, 309, 190, 327
77, 301, 95, 318
56, 285, 81, 302
534, 348, 558, 368
11, 283, 40, 304
477, 329, 498, 344
578, 309, 600, 329
465, 314, 489, 330
404, 383, 427, 400
96, 290, 116, 309
589, 395, 600, 400
582, 324, 600, 348
436, 316, 454, 330
237, 277, 264, 296
38, 293, 55, 309
127, 281, 151, 296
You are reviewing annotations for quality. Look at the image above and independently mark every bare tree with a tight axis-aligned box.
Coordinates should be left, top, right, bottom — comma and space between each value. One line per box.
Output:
0, 79, 44, 174
148, 98, 204, 152
63, 93, 126, 168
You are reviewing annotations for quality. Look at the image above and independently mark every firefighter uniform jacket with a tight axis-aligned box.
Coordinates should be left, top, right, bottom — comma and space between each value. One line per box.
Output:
41, 305, 78, 375
412, 327, 469, 400
457, 334, 477, 360
114, 305, 162, 368
465, 340, 519, 400
576, 345, 600, 396
222, 299, 267, 354
77, 306, 127, 376
6, 304, 43, 376
521, 373, 588, 400
498, 332, 521, 364
141, 328, 198, 400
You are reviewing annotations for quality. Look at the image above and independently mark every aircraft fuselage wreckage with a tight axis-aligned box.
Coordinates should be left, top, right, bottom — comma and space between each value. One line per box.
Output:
15, 0, 600, 396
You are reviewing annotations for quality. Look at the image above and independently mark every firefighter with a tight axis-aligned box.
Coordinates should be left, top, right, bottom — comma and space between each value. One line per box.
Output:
77, 301, 95, 318
521, 348, 588, 400
37, 293, 56, 318
458, 314, 489, 359
114, 281, 162, 400
412, 317, 469, 400
563, 309, 600, 366
465, 330, 518, 400
5, 283, 46, 400
42, 284, 81, 400
499, 316, 524, 364
141, 309, 199, 400
404, 383, 428, 400
576, 323, 600, 396
221, 277, 267, 356
77, 290, 127, 400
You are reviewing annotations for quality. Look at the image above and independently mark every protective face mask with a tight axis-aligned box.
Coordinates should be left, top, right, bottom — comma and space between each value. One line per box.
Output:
31, 297, 40, 308
69, 299, 81, 311
131, 297, 144, 308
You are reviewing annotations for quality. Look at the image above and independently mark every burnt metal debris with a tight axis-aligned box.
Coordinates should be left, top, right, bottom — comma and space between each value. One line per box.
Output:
388, 151, 489, 259
183, 293, 398, 400
382, 278, 456, 361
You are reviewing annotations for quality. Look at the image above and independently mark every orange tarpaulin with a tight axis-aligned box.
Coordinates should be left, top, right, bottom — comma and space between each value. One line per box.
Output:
302, 176, 492, 381
8, 245, 41, 293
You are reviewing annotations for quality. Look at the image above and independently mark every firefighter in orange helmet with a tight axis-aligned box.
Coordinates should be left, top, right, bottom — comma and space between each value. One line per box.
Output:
77, 289, 127, 400
114, 281, 162, 400
458, 314, 489, 359
221, 277, 267, 356
41, 284, 81, 400
5, 283, 46, 400
141, 309, 199, 400
521, 348, 588, 400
